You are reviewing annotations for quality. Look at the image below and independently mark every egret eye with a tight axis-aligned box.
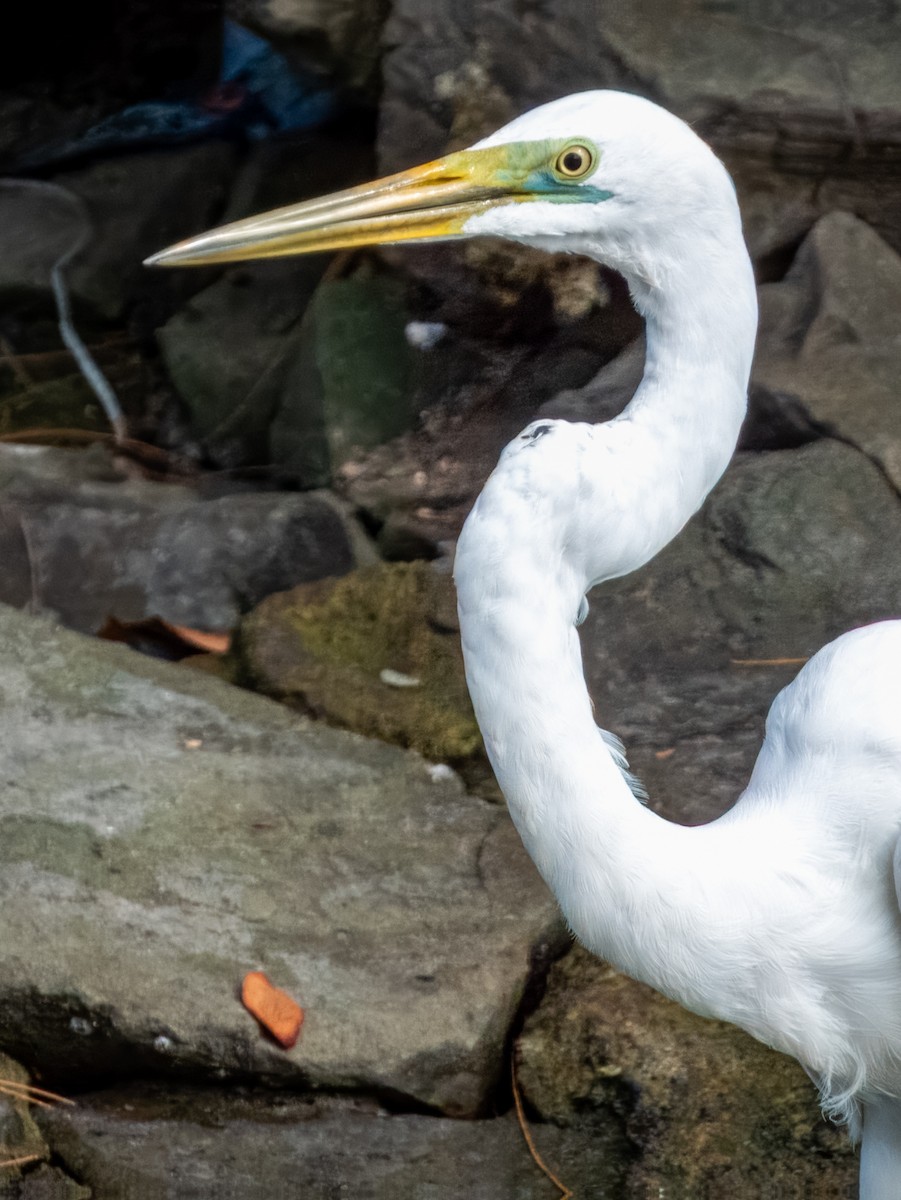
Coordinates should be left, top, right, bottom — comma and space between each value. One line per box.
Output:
554, 144, 595, 180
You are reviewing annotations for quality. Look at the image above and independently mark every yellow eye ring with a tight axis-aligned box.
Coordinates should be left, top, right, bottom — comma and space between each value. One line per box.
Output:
554, 143, 595, 180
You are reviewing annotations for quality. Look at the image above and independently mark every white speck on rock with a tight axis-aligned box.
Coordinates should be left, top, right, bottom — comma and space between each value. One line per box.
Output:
153, 1035, 175, 1053
380, 669, 421, 688
69, 1016, 94, 1036
428, 763, 456, 783
405, 321, 447, 350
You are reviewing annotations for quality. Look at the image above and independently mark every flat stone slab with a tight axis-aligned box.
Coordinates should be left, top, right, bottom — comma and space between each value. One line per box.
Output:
0, 605, 562, 1115
37, 1085, 623, 1199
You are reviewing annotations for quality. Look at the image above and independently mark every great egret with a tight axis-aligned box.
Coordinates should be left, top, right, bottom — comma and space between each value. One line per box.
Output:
149, 91, 901, 1195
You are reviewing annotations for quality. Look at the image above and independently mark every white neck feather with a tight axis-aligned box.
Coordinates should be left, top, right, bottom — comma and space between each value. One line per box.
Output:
454, 218, 758, 1010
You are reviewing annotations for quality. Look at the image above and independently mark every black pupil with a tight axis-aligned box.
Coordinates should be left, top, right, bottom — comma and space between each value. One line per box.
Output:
562, 151, 584, 173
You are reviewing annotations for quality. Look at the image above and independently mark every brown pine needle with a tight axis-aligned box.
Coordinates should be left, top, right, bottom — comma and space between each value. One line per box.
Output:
0, 1153, 42, 1171
0, 1078, 75, 1108
731, 657, 808, 667
511, 1054, 573, 1199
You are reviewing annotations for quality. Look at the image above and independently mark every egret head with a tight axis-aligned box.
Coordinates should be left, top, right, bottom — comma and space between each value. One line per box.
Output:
146, 90, 739, 283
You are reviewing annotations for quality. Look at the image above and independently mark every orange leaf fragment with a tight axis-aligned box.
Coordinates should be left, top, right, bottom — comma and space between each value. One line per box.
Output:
98, 616, 231, 660
241, 971, 304, 1049
654, 747, 676, 761
168, 624, 232, 655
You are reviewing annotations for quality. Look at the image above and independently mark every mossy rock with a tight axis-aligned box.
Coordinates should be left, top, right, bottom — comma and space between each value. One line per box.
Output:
236, 561, 484, 771
518, 948, 856, 1197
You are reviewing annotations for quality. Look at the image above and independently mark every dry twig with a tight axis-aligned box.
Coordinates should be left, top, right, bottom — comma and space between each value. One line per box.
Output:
0, 1078, 75, 1110
731, 657, 808, 667
0, 1153, 42, 1171
511, 1053, 573, 1199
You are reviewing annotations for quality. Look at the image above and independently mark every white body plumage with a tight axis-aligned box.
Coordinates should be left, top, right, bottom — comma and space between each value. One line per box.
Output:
149, 87, 901, 1194
451, 92, 901, 1191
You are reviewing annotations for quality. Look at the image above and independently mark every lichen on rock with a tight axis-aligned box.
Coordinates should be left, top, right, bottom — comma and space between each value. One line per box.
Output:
237, 560, 483, 768
518, 948, 856, 1197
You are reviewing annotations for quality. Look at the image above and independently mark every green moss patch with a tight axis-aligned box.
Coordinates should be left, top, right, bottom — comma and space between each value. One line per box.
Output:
237, 561, 482, 765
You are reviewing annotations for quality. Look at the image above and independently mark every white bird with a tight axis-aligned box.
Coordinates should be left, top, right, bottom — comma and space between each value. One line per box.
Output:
149, 90, 901, 1195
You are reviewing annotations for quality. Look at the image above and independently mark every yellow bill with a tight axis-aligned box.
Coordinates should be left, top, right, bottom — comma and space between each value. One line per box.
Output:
145, 139, 606, 267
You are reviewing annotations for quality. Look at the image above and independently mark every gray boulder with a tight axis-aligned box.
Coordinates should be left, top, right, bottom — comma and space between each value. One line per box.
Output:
754, 212, 901, 489
155, 259, 325, 469
0, 604, 562, 1116
0, 444, 365, 633
0, 145, 236, 323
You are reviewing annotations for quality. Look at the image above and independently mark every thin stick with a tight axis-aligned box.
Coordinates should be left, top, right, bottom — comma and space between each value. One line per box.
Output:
0, 1079, 75, 1106
0, 1087, 53, 1111
731, 657, 808, 667
0, 1153, 42, 1171
511, 1054, 573, 1199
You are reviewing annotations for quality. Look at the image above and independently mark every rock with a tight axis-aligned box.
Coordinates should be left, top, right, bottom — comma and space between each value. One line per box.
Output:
57, 143, 238, 322
379, 0, 901, 260
38, 1084, 622, 1199
271, 271, 417, 480
0, 603, 562, 1115
0, 145, 235, 324
0, 184, 87, 314
0, 1052, 88, 1194
234, 0, 390, 93
517, 948, 856, 1197
236, 560, 485, 783
155, 258, 325, 468
152, 131, 403, 475
753, 213, 901, 488
335, 343, 536, 549
14, 1167, 91, 1200
0, 443, 365, 634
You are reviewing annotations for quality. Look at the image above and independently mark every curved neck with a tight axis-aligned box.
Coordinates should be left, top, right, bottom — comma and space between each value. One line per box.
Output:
601, 230, 757, 579
454, 223, 757, 1006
